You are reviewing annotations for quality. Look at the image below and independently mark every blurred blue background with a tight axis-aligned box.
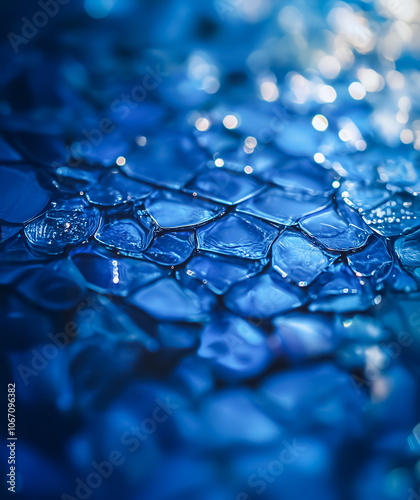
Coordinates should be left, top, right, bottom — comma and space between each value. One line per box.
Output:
1, 1, 420, 500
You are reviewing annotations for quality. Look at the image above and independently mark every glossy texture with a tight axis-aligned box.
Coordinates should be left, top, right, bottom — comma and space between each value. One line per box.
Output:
95, 218, 154, 257
184, 252, 265, 294
300, 204, 371, 252
272, 229, 333, 286
86, 170, 153, 206
145, 190, 224, 229
70, 244, 165, 296
129, 277, 215, 321
3, 1, 420, 499
184, 168, 264, 205
237, 187, 328, 225
197, 213, 278, 259
24, 199, 100, 255
225, 271, 306, 319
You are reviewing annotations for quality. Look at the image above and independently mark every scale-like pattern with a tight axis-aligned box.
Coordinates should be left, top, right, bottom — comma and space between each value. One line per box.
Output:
2, 1, 420, 500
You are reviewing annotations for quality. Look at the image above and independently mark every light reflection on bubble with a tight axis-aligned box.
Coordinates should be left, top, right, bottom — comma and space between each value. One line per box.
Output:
399, 96, 411, 112
318, 55, 341, 79
245, 136, 257, 149
288, 73, 313, 104
401, 129, 414, 144
278, 5, 304, 34
338, 118, 365, 149
396, 111, 409, 124
314, 152, 325, 163
203, 76, 220, 94
357, 68, 385, 92
195, 117, 210, 132
355, 140, 367, 151
136, 136, 147, 147
317, 85, 337, 103
223, 115, 239, 129
386, 70, 405, 89
312, 114, 329, 131
260, 81, 279, 102
187, 52, 220, 95
348, 82, 366, 100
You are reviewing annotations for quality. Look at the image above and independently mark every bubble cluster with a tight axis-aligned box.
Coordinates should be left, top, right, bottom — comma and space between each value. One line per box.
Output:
2, 0, 420, 498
